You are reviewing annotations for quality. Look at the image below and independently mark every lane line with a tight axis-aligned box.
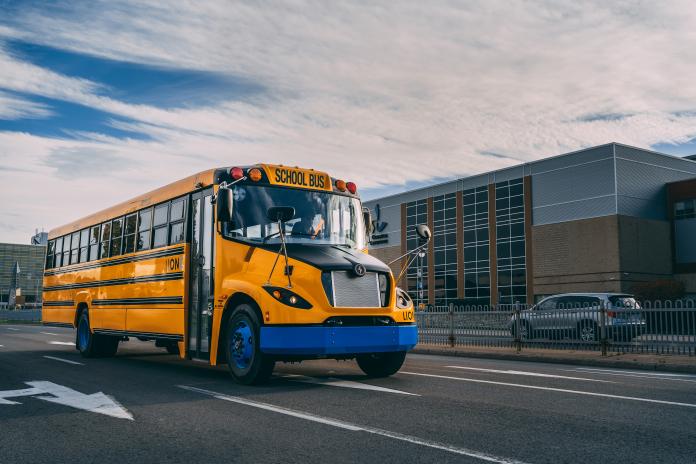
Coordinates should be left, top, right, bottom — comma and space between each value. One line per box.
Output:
41, 332, 60, 336
178, 385, 529, 464
400, 372, 696, 409
570, 367, 696, 379
563, 368, 696, 384
6, 327, 20, 331
49, 341, 75, 346
43, 356, 84, 365
445, 366, 613, 383
282, 375, 419, 396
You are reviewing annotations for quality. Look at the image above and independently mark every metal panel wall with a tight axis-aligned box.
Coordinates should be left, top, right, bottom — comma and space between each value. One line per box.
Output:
531, 156, 616, 225
615, 145, 696, 221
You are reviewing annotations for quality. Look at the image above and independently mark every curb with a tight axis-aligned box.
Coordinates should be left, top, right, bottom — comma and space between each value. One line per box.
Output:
411, 346, 696, 374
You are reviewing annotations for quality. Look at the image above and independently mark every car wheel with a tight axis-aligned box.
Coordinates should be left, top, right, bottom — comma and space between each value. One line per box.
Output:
226, 304, 275, 385
578, 321, 599, 342
356, 351, 407, 377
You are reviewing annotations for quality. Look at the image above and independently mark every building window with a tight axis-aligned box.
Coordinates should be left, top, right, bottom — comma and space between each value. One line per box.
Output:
432, 193, 457, 306
674, 199, 696, 220
495, 178, 526, 304
462, 186, 490, 306
406, 199, 428, 308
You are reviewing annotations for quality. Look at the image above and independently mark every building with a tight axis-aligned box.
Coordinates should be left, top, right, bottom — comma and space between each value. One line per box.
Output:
31, 230, 48, 246
0, 242, 46, 307
364, 143, 696, 307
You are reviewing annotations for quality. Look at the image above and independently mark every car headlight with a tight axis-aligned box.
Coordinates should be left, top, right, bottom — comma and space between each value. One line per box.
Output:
396, 287, 413, 309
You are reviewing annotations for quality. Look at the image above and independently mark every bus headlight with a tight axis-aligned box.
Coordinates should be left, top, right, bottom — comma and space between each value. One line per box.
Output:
396, 287, 413, 309
263, 286, 312, 309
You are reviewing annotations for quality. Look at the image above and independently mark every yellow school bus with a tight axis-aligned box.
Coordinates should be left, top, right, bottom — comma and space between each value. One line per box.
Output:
42, 165, 422, 384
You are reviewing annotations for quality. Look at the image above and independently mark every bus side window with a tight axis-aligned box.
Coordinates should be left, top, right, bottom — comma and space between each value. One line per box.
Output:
123, 213, 137, 254
54, 236, 63, 267
89, 225, 100, 261
169, 197, 186, 245
100, 222, 111, 259
152, 203, 169, 248
111, 217, 124, 257
137, 208, 153, 251
62, 234, 71, 266
46, 240, 55, 269
70, 231, 79, 265
79, 228, 89, 263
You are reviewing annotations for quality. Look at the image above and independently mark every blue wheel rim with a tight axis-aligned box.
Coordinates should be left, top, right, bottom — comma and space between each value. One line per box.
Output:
77, 318, 89, 351
230, 321, 254, 370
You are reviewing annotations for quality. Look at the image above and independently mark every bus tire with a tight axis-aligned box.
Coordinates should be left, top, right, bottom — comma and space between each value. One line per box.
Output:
76, 311, 119, 358
225, 304, 275, 385
356, 351, 407, 378
76, 311, 99, 358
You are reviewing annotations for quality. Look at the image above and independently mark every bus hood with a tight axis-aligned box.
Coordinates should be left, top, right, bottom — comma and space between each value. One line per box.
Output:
265, 244, 391, 274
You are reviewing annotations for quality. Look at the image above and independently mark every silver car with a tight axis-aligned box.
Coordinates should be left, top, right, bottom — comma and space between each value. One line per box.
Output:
509, 293, 646, 342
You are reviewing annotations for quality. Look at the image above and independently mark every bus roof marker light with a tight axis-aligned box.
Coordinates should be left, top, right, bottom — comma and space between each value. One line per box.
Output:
248, 168, 262, 182
230, 167, 244, 180
346, 182, 357, 194
335, 179, 346, 192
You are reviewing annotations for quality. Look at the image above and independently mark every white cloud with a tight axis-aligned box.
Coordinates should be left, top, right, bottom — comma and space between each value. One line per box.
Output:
2, 1, 696, 242
0, 90, 53, 119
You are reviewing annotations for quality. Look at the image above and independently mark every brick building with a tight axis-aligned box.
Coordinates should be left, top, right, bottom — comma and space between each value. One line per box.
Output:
364, 143, 696, 306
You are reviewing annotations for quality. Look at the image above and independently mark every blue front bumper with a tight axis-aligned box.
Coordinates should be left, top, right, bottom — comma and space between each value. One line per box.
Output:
259, 324, 418, 355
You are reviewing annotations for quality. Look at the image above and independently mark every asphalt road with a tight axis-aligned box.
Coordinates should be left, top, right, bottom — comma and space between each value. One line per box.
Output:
2, 324, 696, 464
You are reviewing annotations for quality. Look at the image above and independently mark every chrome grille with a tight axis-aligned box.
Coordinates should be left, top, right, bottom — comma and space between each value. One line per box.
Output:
331, 271, 381, 308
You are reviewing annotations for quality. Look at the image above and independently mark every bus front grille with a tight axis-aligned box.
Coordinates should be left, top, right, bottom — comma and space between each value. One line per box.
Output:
329, 271, 382, 308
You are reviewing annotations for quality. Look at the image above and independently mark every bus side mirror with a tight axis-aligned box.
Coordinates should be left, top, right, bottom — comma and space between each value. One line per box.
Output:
416, 224, 431, 240
363, 208, 374, 236
217, 187, 233, 222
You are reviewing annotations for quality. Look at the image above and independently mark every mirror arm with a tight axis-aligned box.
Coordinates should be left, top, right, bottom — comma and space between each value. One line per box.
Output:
211, 177, 246, 204
390, 235, 431, 287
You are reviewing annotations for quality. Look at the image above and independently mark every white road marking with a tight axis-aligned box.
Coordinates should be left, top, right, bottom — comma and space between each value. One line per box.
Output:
570, 367, 696, 380
0, 381, 133, 420
283, 375, 419, 396
445, 366, 614, 383
43, 356, 84, 365
6, 327, 19, 331
178, 385, 529, 464
0, 345, 4, 347
49, 341, 75, 346
401, 371, 696, 409
41, 332, 60, 336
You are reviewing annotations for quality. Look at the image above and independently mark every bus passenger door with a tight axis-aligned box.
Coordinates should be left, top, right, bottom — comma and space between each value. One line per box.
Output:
188, 189, 214, 360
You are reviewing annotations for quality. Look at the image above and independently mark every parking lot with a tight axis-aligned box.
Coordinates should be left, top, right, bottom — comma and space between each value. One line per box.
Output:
2, 323, 696, 463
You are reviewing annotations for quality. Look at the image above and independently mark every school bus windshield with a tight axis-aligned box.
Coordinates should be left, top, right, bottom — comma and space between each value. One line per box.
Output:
225, 185, 367, 249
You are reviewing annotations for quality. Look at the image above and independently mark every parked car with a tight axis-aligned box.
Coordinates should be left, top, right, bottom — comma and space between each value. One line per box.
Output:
509, 293, 645, 342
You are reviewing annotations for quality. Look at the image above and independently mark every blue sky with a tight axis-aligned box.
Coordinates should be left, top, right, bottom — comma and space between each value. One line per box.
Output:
1, 1, 696, 243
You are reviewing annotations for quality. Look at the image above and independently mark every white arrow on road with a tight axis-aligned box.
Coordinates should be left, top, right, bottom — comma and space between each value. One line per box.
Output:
0, 381, 133, 420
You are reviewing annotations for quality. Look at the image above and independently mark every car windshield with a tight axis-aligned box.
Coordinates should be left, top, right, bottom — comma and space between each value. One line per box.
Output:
223, 185, 366, 249
609, 295, 640, 309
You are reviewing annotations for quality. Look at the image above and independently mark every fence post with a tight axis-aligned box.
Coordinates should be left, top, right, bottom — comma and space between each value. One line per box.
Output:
448, 302, 455, 347
513, 302, 521, 353
599, 299, 608, 356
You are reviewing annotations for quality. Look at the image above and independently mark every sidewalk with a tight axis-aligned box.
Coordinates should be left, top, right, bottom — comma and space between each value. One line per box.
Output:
412, 344, 696, 374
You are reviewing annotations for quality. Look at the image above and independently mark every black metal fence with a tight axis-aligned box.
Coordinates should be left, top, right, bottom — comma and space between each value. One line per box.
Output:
0, 309, 42, 323
416, 299, 696, 355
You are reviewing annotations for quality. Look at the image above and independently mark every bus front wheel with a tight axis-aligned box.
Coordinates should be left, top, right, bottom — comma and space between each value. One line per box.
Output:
225, 304, 275, 385
356, 351, 407, 378
76, 311, 119, 358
